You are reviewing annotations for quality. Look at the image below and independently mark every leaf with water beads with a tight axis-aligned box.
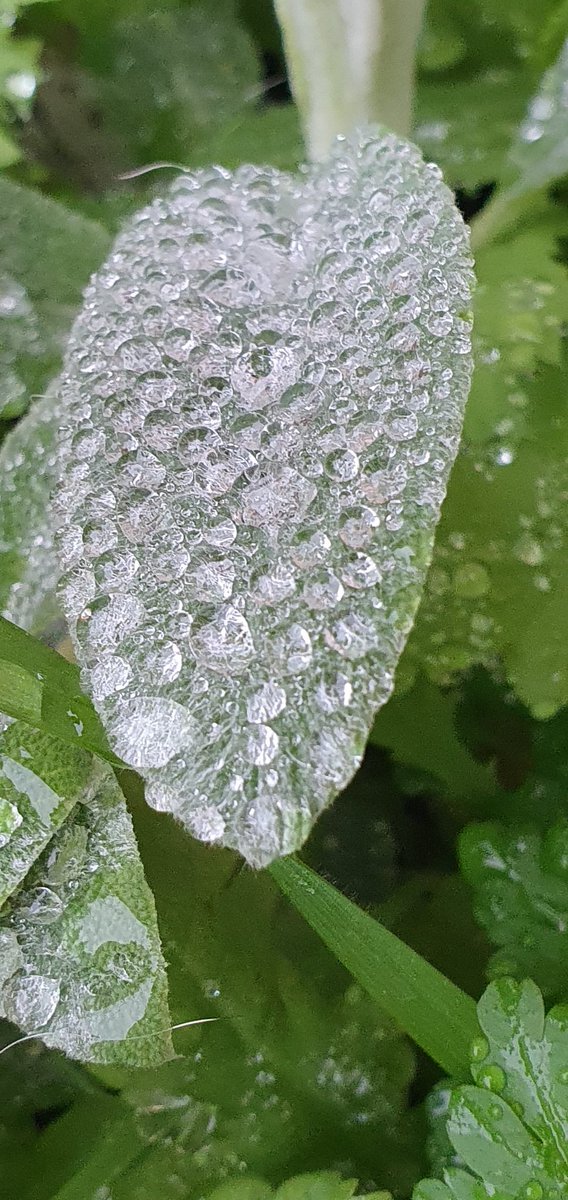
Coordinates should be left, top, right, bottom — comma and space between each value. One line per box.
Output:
0, 737, 172, 1067
53, 127, 474, 866
414, 978, 568, 1200
460, 821, 568, 1000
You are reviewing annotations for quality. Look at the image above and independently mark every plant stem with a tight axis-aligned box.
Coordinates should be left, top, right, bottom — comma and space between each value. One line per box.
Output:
270, 856, 479, 1078
273, 0, 427, 160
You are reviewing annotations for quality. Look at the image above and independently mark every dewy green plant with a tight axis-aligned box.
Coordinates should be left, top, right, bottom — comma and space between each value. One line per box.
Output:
2, 0, 568, 1196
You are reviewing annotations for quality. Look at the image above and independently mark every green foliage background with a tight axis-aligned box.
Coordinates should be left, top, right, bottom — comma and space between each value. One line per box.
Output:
2, 0, 568, 1196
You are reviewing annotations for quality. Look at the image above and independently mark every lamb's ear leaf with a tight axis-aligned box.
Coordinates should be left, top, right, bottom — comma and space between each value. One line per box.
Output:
0, 729, 172, 1068
53, 128, 474, 867
0, 178, 109, 420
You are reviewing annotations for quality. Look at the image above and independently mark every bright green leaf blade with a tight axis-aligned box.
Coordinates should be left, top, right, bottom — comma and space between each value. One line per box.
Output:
53, 128, 473, 866
0, 745, 172, 1067
0, 721, 92, 907
270, 856, 479, 1077
0, 177, 109, 419
460, 820, 568, 998
0, 617, 121, 766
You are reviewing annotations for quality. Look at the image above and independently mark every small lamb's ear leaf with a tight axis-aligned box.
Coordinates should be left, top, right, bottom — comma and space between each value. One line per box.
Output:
0, 721, 92, 907
54, 127, 474, 867
0, 742, 172, 1067
0, 178, 109, 420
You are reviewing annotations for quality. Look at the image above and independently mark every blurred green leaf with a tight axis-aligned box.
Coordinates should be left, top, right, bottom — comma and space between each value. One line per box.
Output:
0, 740, 172, 1067
460, 820, 568, 998
406, 225, 568, 718
0, 386, 60, 626
0, 177, 109, 417
207, 1173, 391, 1200
371, 674, 495, 806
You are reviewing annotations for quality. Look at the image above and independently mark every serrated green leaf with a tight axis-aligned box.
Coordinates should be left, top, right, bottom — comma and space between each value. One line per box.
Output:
52, 127, 473, 866
460, 821, 568, 998
0, 744, 172, 1067
0, 177, 109, 419
0, 720, 92, 907
415, 978, 568, 1198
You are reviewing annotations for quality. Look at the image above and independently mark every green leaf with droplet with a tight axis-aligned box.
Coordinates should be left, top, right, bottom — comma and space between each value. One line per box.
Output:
460, 821, 568, 1000
414, 978, 568, 1199
52, 127, 473, 867
0, 743, 172, 1067
0, 721, 92, 908
502, 38, 568, 201
0, 177, 109, 420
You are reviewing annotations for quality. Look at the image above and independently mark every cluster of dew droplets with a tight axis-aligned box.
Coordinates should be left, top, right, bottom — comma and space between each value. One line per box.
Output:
54, 127, 473, 866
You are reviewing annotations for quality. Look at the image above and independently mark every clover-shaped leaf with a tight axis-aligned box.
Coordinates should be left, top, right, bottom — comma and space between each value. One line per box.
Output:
414, 978, 568, 1200
0, 724, 172, 1067
52, 127, 474, 866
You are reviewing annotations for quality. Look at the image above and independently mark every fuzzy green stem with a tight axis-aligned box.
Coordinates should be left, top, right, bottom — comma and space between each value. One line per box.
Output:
274, 0, 427, 160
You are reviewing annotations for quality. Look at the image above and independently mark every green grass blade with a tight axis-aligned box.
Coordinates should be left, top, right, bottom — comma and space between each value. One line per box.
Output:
0, 617, 121, 766
270, 856, 479, 1077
